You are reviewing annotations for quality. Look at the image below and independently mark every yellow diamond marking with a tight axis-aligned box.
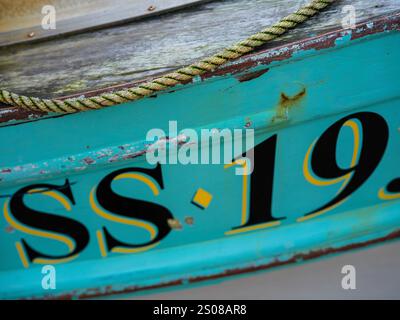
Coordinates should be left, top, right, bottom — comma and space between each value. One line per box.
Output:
192, 188, 213, 209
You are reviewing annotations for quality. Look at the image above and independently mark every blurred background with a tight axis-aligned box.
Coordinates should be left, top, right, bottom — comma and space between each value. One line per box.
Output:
134, 240, 400, 299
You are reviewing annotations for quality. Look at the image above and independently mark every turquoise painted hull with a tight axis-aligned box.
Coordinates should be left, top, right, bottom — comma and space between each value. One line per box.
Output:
0, 13, 399, 299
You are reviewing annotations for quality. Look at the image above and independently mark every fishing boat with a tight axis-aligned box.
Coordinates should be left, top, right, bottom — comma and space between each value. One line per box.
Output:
0, 0, 399, 299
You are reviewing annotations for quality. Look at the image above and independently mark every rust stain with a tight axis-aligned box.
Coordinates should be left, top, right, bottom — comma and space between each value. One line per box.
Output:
279, 88, 306, 108
272, 87, 306, 122
237, 69, 269, 82
184, 216, 194, 225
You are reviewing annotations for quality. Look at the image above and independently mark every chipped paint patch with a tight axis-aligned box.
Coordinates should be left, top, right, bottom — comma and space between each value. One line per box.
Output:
236, 68, 269, 82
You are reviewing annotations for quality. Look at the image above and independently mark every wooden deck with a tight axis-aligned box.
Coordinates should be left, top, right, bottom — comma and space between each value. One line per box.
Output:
0, 0, 397, 101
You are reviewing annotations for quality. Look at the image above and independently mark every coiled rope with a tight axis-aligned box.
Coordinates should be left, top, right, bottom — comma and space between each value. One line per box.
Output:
0, 0, 335, 113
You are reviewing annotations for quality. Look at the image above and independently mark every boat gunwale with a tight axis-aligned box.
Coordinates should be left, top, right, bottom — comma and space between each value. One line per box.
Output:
0, 10, 399, 125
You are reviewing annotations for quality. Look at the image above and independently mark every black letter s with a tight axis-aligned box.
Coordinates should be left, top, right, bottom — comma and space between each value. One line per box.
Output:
91, 164, 173, 254
6, 180, 89, 266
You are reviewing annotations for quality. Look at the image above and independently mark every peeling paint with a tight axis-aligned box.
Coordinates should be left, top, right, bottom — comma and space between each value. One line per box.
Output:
236, 68, 269, 82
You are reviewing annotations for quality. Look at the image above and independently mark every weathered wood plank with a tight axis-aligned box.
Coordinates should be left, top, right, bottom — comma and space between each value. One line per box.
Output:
0, 0, 398, 99
0, 0, 214, 46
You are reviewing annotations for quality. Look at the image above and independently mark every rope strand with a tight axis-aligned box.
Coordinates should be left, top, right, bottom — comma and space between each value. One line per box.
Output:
0, 0, 335, 113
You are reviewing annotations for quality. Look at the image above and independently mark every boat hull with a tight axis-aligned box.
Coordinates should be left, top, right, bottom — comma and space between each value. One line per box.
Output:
0, 14, 399, 299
